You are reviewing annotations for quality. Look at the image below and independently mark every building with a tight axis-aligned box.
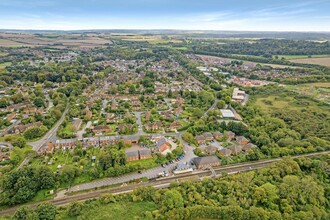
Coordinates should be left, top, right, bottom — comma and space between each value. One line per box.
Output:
236, 136, 249, 145
126, 151, 139, 162
173, 163, 194, 174
92, 125, 111, 134
243, 143, 257, 152
203, 132, 214, 141
220, 109, 235, 118
229, 145, 243, 155
226, 131, 236, 141
232, 88, 245, 102
195, 135, 206, 145
139, 149, 152, 160
213, 132, 223, 140
219, 148, 232, 157
193, 156, 220, 169
204, 145, 218, 155
156, 138, 172, 155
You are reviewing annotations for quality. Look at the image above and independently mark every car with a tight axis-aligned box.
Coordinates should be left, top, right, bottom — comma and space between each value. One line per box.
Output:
161, 164, 165, 168
138, 170, 142, 174
165, 162, 169, 166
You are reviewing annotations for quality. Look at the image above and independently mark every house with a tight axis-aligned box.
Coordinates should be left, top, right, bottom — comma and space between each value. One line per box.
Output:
213, 132, 223, 140
204, 145, 218, 155
8, 122, 42, 134
156, 138, 172, 155
139, 149, 152, 160
203, 132, 214, 141
6, 113, 17, 121
236, 136, 249, 145
126, 151, 139, 162
229, 145, 243, 155
173, 163, 194, 174
243, 143, 257, 152
145, 111, 151, 121
55, 139, 76, 149
219, 148, 232, 157
168, 121, 181, 131
226, 131, 236, 141
118, 124, 133, 133
92, 125, 111, 134
193, 156, 220, 169
195, 135, 206, 145
145, 121, 162, 131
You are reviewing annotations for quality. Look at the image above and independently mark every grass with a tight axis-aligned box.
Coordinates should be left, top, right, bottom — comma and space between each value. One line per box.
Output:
59, 201, 158, 220
254, 91, 330, 114
287, 82, 330, 103
0, 62, 11, 70
278, 54, 330, 60
290, 57, 330, 67
127, 157, 158, 170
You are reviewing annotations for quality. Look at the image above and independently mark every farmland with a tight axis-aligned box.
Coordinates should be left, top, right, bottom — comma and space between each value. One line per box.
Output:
290, 57, 330, 67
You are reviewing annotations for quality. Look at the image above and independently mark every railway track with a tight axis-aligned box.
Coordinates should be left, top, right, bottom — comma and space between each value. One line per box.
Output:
0, 151, 329, 216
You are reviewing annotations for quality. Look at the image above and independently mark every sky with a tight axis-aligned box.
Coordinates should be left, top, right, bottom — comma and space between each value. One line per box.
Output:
0, 0, 330, 31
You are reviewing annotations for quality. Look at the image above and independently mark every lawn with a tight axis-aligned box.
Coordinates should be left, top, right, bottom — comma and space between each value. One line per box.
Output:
59, 201, 158, 220
127, 157, 159, 170
287, 82, 330, 103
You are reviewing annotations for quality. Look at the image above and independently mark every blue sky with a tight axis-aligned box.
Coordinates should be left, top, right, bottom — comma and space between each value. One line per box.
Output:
0, 0, 329, 31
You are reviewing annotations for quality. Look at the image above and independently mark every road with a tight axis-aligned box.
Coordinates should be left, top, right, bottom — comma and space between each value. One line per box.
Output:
132, 112, 145, 136
204, 97, 218, 116
17, 104, 69, 169
0, 150, 328, 216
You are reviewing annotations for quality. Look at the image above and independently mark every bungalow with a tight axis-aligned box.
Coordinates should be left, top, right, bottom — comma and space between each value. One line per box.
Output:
219, 148, 232, 157
195, 135, 206, 145
213, 132, 223, 140
203, 132, 214, 141
204, 145, 218, 155
243, 143, 257, 152
230, 145, 243, 155
193, 156, 220, 169
226, 131, 236, 141
236, 136, 249, 145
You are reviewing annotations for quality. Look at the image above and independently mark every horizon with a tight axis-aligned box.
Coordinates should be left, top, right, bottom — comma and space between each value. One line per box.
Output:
0, 0, 330, 31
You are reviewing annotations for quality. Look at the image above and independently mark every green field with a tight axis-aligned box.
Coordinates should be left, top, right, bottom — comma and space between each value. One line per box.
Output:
288, 82, 330, 103
0, 62, 11, 70
58, 201, 158, 220
254, 92, 330, 113
278, 54, 330, 60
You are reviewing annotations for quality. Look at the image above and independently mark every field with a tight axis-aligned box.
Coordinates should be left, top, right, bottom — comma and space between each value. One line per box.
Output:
254, 91, 330, 113
290, 57, 330, 67
0, 62, 11, 70
0, 39, 29, 47
58, 201, 158, 220
288, 82, 330, 103
279, 54, 330, 59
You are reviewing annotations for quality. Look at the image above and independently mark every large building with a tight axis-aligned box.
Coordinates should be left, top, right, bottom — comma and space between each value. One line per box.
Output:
193, 156, 220, 169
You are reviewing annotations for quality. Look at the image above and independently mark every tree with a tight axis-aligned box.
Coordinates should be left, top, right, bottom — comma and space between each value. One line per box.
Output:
68, 202, 84, 217
216, 100, 226, 109
33, 97, 45, 108
161, 189, 184, 211
36, 203, 57, 220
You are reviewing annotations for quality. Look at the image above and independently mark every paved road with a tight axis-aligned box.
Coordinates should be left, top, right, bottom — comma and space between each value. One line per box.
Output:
132, 112, 145, 136
45, 94, 54, 111
17, 104, 69, 169
204, 97, 218, 116
0, 142, 13, 150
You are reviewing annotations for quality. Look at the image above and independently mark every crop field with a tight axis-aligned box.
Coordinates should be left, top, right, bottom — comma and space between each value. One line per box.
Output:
290, 57, 330, 67
279, 54, 330, 59
0, 39, 29, 47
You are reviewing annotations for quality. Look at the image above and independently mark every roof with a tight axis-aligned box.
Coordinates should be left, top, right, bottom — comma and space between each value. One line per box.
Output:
126, 151, 139, 157
220, 109, 235, 118
193, 156, 220, 166
139, 149, 151, 156
219, 148, 232, 156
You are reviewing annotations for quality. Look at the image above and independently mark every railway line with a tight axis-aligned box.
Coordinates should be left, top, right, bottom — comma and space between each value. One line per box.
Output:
0, 150, 329, 216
